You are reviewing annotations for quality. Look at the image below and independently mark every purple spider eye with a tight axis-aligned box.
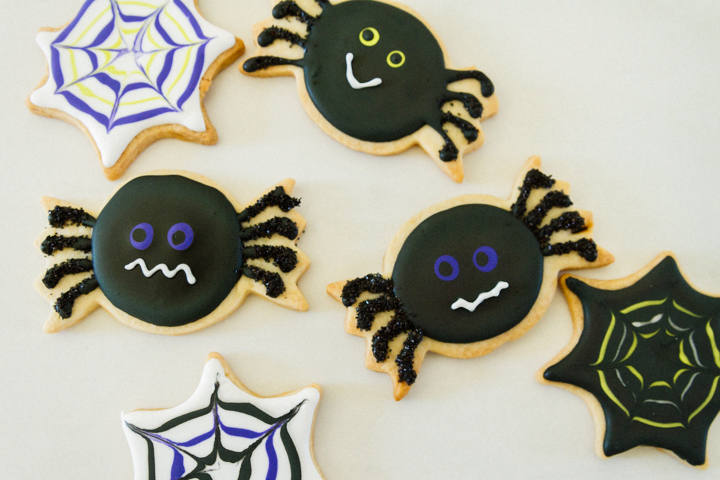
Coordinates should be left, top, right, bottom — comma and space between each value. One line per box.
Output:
130, 223, 154, 250
167, 223, 194, 251
473, 246, 498, 272
434, 255, 459, 281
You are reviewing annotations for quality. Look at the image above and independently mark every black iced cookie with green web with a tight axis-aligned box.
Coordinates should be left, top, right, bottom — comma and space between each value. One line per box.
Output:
541, 253, 720, 467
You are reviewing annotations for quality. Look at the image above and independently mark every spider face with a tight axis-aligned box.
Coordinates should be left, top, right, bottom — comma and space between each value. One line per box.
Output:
392, 204, 544, 343
92, 175, 242, 327
303, 1, 446, 142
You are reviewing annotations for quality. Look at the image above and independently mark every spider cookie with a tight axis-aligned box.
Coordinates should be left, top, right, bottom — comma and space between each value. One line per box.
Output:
242, 0, 498, 182
27, 0, 244, 180
327, 156, 613, 400
123, 353, 325, 480
540, 253, 720, 467
36, 172, 309, 334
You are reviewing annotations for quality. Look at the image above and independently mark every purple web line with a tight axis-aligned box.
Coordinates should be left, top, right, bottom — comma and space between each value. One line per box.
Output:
49, 0, 211, 132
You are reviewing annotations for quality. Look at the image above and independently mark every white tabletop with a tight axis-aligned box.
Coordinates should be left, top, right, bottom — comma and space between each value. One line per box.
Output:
2, 0, 720, 478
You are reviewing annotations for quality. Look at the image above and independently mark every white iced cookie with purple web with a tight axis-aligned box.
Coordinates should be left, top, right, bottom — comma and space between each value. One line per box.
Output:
123, 353, 325, 480
242, 0, 498, 182
27, 0, 244, 180
36, 172, 309, 335
328, 157, 614, 400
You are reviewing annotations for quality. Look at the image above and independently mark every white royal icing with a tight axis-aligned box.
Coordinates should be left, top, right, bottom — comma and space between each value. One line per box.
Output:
124, 258, 196, 284
451, 281, 509, 312
122, 357, 323, 480
345, 53, 382, 90
30, 0, 236, 168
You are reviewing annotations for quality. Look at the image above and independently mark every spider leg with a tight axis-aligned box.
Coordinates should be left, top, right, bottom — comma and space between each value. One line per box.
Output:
257, 26, 307, 48
243, 56, 302, 73
239, 217, 299, 242
43, 258, 94, 289
522, 190, 573, 232
272, 1, 318, 26
41, 234, 91, 255
535, 211, 588, 243
541, 238, 598, 262
371, 313, 423, 386
426, 117, 460, 163
438, 91, 483, 118
341, 274, 395, 306
242, 265, 285, 298
54, 276, 99, 319
441, 111, 479, 143
356, 295, 400, 331
242, 245, 298, 273
237, 186, 300, 223
446, 69, 495, 98
48, 206, 96, 228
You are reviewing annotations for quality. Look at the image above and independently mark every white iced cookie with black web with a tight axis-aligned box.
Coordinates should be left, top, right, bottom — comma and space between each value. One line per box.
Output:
123, 353, 324, 480
36, 172, 309, 335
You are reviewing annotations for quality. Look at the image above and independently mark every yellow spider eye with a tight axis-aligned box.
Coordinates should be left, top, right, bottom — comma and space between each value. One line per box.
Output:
359, 27, 380, 47
386, 50, 406, 68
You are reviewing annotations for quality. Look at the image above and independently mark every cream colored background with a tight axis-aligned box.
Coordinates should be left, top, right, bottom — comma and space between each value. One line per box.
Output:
1, 0, 720, 478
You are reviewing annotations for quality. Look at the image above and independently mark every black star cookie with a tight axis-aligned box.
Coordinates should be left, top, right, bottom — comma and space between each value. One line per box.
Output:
540, 253, 720, 467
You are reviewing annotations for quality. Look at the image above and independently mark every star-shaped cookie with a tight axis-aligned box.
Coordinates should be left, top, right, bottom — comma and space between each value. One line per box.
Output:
540, 253, 720, 467
27, 0, 244, 179
122, 353, 324, 479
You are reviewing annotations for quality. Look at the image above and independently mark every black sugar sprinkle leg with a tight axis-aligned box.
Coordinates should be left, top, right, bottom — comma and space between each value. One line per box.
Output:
48, 205, 96, 228
441, 111, 479, 143
511, 168, 599, 262
239, 217, 299, 242
439, 91, 483, 118
54, 275, 99, 319
242, 266, 285, 298
446, 69, 495, 98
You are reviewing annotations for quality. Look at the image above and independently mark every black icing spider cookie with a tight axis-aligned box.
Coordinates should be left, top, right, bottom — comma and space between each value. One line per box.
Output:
242, 0, 498, 182
36, 172, 309, 334
328, 157, 614, 400
540, 253, 720, 468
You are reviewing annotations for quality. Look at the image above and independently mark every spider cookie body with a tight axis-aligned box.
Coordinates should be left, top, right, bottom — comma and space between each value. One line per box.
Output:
27, 0, 244, 180
328, 157, 614, 400
37, 172, 309, 334
540, 253, 720, 468
123, 353, 325, 480
243, 0, 498, 182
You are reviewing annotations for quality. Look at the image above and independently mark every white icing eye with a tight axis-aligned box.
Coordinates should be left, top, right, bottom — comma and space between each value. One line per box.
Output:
386, 50, 405, 68
359, 27, 380, 46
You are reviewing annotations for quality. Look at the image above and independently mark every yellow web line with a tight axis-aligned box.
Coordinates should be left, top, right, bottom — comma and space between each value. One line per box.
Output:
76, 84, 114, 106
164, 10, 192, 43
598, 371, 629, 416
166, 47, 192, 96
620, 298, 667, 314
71, 6, 111, 47
632, 418, 684, 429
689, 376, 720, 423
591, 313, 615, 366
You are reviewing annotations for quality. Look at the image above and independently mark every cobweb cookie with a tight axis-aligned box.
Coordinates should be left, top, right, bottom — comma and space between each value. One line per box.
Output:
36, 172, 309, 335
540, 253, 720, 468
123, 353, 324, 480
242, 0, 498, 182
328, 156, 614, 400
27, 0, 244, 180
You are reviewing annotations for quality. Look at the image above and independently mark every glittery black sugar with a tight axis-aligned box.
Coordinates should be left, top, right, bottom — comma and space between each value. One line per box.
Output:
511, 169, 555, 219
542, 238, 598, 262
240, 217, 298, 242
522, 191, 573, 231
535, 211, 587, 244
356, 296, 401, 331
243, 245, 298, 273
40, 235, 91, 255
244, 266, 285, 298
43, 258, 94, 289
237, 187, 301, 223
371, 312, 415, 362
258, 27, 306, 48
341, 274, 394, 307
54, 275, 99, 319
48, 206, 96, 228
397, 328, 423, 385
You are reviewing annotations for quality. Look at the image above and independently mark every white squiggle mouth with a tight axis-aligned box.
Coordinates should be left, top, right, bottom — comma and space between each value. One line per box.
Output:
124, 258, 196, 285
451, 281, 509, 312
345, 53, 382, 90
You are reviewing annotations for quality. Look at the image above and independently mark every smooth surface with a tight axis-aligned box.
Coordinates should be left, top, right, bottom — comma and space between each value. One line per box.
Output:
2, 0, 720, 478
